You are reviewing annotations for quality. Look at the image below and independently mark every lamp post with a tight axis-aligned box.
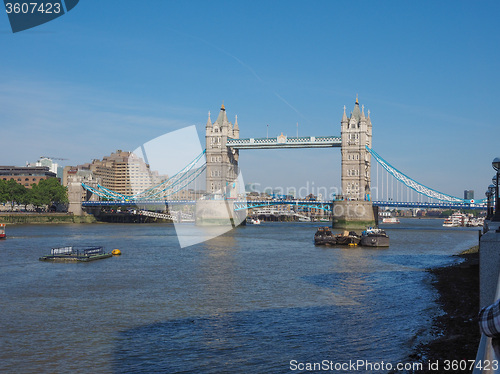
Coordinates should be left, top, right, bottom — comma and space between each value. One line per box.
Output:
489, 184, 496, 217
493, 158, 500, 221
492, 177, 498, 219
486, 190, 492, 220
487, 184, 495, 219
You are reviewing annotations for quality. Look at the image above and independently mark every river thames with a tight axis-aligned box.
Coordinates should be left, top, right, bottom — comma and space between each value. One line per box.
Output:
0, 219, 479, 373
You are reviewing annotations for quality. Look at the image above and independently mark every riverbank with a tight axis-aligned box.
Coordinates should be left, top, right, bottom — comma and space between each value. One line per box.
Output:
0, 213, 96, 224
409, 246, 480, 373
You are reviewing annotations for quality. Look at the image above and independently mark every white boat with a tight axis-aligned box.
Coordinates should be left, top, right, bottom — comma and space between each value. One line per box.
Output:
246, 217, 261, 225
443, 212, 467, 227
297, 216, 311, 222
382, 217, 400, 224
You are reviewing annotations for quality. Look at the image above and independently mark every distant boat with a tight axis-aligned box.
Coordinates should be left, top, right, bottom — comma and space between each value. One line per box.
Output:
0, 224, 5, 240
246, 217, 261, 225
442, 212, 467, 227
382, 217, 400, 224
442, 212, 485, 227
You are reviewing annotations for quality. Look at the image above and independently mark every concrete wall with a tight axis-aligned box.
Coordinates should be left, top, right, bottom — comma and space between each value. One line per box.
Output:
332, 200, 376, 230
67, 179, 84, 216
480, 221, 500, 308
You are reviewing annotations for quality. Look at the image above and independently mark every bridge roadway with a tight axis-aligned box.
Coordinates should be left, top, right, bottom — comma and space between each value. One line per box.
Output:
226, 136, 341, 149
81, 199, 486, 210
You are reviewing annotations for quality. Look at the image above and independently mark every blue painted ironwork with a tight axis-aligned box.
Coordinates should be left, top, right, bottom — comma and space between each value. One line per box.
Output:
367, 146, 485, 204
373, 201, 486, 210
233, 200, 333, 212
82, 200, 195, 207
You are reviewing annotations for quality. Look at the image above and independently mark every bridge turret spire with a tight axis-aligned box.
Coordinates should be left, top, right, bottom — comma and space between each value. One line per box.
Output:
351, 96, 361, 122
206, 111, 212, 128
215, 101, 229, 127
342, 105, 348, 123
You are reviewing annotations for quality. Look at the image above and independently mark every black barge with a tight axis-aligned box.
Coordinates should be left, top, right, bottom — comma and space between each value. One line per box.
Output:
360, 228, 390, 247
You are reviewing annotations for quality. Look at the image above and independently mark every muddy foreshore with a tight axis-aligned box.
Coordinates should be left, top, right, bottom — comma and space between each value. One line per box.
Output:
409, 249, 480, 373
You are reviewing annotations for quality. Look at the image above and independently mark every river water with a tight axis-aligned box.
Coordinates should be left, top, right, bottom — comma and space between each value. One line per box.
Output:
0, 219, 479, 373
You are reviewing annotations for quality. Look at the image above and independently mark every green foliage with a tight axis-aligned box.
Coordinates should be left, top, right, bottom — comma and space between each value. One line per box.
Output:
0, 179, 8, 203
462, 209, 479, 217
5, 179, 27, 209
441, 209, 453, 217
37, 178, 68, 205
0, 178, 68, 210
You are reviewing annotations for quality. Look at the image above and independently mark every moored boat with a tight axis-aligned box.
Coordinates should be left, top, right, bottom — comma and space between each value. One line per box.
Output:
335, 230, 361, 246
39, 246, 112, 262
314, 226, 336, 245
442, 212, 467, 227
0, 224, 5, 239
360, 228, 389, 247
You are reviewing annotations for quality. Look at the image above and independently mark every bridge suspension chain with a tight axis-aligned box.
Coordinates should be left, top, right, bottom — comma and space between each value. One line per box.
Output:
367, 146, 469, 204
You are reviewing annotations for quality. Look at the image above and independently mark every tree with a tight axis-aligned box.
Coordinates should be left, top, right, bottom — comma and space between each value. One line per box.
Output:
5, 179, 27, 210
18, 187, 33, 211
36, 178, 68, 207
29, 183, 49, 210
0, 179, 8, 204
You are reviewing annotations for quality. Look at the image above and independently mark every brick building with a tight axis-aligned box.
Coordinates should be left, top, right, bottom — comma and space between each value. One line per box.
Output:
0, 166, 57, 188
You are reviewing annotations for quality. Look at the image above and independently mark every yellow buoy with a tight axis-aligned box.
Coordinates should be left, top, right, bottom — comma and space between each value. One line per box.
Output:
112, 249, 122, 255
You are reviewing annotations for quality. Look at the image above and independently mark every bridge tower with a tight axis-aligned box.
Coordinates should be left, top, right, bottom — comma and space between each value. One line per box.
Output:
205, 102, 240, 197
341, 95, 372, 200
333, 96, 376, 229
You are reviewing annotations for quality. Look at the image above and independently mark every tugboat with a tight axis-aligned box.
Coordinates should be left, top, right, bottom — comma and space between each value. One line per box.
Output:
360, 228, 390, 247
39, 246, 112, 262
0, 224, 5, 239
314, 227, 336, 245
335, 230, 361, 246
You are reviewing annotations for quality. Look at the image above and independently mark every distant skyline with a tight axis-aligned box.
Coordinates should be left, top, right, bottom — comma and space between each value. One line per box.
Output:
1, 1, 499, 199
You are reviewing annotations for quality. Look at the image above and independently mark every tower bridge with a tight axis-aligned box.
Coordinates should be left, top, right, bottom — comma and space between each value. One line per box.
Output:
78, 97, 483, 228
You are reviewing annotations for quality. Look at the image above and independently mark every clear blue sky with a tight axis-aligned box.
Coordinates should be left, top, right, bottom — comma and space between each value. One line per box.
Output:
1, 1, 499, 199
